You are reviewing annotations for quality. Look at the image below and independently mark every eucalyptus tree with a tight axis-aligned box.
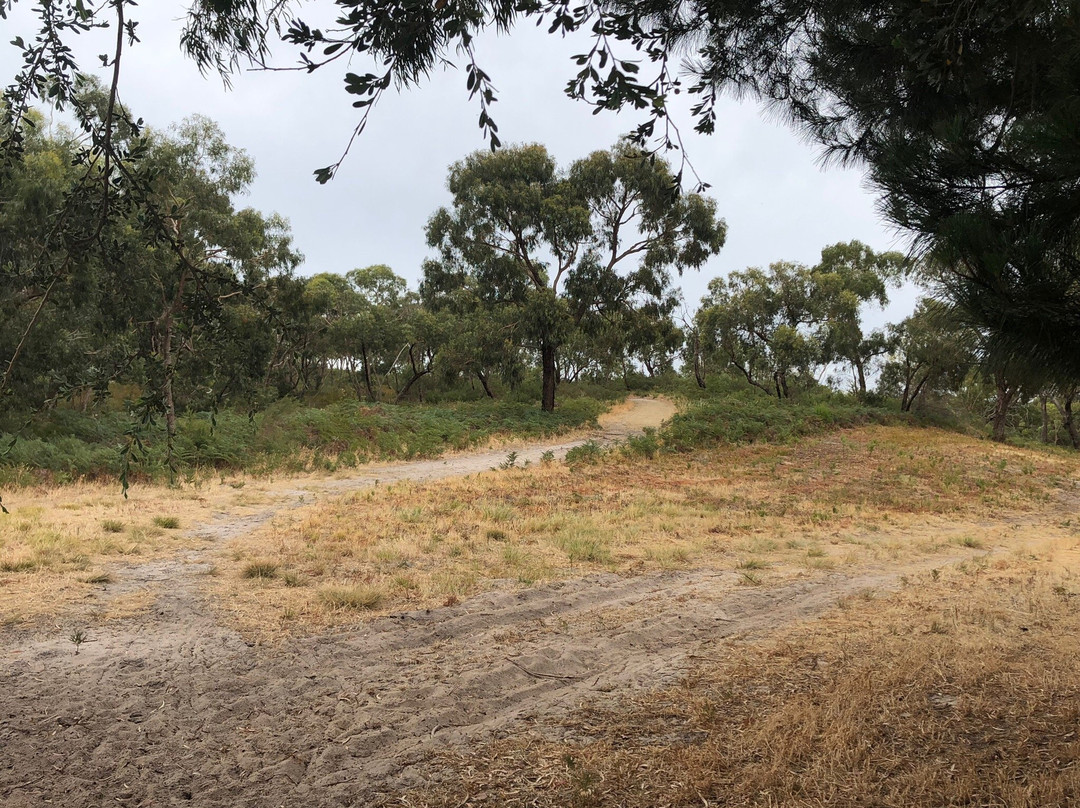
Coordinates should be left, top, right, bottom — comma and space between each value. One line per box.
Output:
424, 142, 725, 410
0, 97, 148, 412
10, 1, 1076, 383
696, 242, 900, 399
123, 115, 300, 439
0, 114, 95, 411
812, 241, 907, 395
877, 300, 976, 413
697, 262, 822, 399
421, 277, 527, 399
0, 108, 300, 455
586, 292, 684, 383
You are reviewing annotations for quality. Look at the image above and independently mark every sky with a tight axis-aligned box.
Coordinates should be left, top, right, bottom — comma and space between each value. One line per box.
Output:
3, 3, 920, 326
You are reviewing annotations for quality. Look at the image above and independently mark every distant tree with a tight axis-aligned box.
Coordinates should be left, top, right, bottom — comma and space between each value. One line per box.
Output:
423, 285, 525, 400
696, 242, 901, 399
812, 241, 907, 396
877, 300, 976, 413
697, 262, 821, 399
304, 265, 442, 403
306, 266, 402, 402
424, 142, 725, 411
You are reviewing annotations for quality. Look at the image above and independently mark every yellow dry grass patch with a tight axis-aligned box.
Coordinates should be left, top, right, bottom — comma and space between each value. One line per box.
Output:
396, 551, 1080, 808
596, 396, 677, 432
0, 476, 273, 624
212, 425, 1080, 637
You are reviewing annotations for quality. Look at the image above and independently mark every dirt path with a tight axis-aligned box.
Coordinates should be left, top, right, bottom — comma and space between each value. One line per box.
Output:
0, 555, 969, 807
0, 397, 984, 807
187, 396, 676, 545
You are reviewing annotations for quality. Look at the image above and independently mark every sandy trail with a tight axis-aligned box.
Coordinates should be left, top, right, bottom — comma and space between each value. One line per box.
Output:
186, 396, 676, 545
0, 397, 980, 807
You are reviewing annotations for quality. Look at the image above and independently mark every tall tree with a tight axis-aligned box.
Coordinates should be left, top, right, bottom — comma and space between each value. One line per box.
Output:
812, 241, 907, 396
697, 242, 901, 399
424, 142, 725, 411
1, 107, 300, 436
697, 262, 822, 399
878, 300, 976, 413
125, 115, 300, 440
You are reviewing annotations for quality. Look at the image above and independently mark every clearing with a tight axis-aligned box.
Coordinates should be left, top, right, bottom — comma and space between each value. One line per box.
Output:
1, 397, 1079, 807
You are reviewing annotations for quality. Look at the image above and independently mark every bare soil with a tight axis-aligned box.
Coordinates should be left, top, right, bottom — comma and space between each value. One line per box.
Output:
0, 399, 1055, 807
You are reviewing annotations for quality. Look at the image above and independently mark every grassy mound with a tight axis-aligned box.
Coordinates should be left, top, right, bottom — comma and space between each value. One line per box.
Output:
0, 396, 605, 485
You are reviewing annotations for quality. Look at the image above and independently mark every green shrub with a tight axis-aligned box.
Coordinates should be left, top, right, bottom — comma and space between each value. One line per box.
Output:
623, 427, 660, 458
241, 561, 279, 579
566, 440, 605, 465
318, 584, 383, 611
0, 396, 607, 486
661, 389, 896, 451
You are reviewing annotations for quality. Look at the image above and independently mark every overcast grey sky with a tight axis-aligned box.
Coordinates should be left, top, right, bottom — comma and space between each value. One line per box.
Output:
4, 3, 919, 324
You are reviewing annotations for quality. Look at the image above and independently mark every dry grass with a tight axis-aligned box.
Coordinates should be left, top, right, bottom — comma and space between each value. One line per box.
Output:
0, 475, 276, 624
396, 554, 1080, 807
211, 425, 1079, 635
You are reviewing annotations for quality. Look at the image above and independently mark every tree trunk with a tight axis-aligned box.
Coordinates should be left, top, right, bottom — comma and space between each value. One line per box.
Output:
161, 313, 178, 443
1063, 395, 1080, 450
395, 346, 433, 402
854, 358, 867, 396
901, 374, 913, 412
541, 341, 557, 412
991, 369, 1017, 443
360, 344, 376, 402
395, 369, 431, 402
773, 370, 789, 400
158, 267, 190, 453
476, 370, 495, 399
691, 331, 707, 389
1040, 393, 1050, 444
346, 357, 365, 401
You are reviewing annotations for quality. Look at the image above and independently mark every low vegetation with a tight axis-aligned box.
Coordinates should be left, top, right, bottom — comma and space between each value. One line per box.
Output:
399, 556, 1080, 807
661, 386, 899, 450
211, 423, 1076, 637
0, 396, 606, 486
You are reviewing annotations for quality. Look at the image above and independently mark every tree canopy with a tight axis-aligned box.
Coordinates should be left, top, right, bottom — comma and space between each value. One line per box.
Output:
172, 0, 1080, 377
423, 141, 726, 410
4, 0, 1080, 430
694, 241, 905, 399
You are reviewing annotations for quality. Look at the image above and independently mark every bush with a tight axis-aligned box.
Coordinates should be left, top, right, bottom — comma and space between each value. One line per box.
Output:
566, 440, 605, 465
661, 389, 897, 452
623, 427, 660, 458
0, 396, 607, 486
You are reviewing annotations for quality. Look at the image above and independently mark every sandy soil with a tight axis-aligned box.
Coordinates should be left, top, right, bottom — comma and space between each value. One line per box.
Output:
0, 398, 988, 807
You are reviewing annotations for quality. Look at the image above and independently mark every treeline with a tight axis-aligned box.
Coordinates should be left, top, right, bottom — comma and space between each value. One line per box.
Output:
1, 108, 725, 425
3, 101, 1078, 459
688, 253, 1080, 449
